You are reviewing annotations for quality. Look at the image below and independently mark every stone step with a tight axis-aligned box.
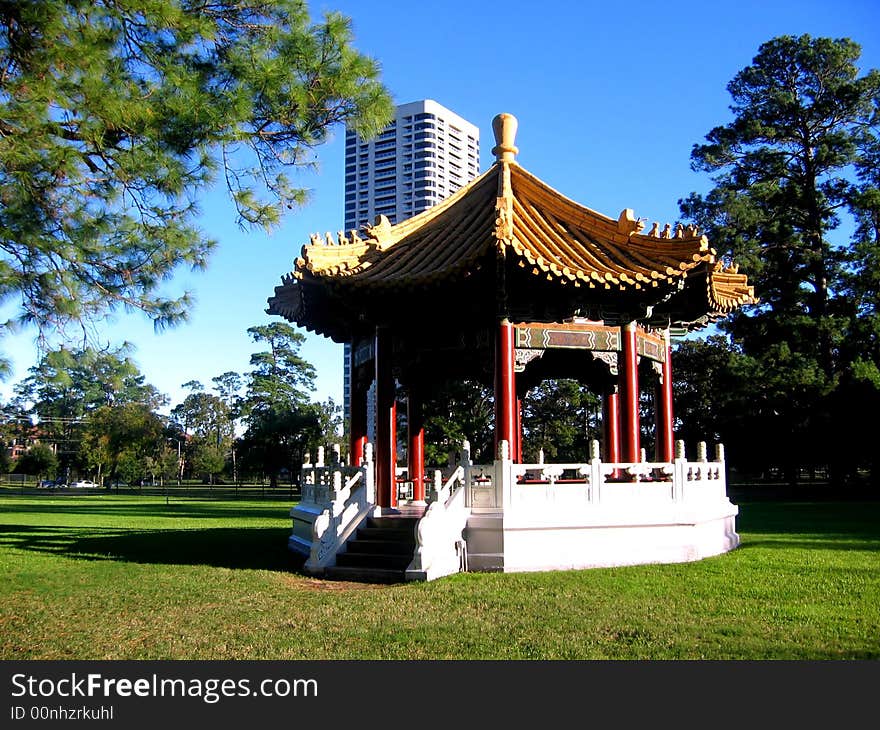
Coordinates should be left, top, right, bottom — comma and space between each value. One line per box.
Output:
336, 551, 412, 570
321, 506, 426, 584
324, 565, 408, 584
367, 515, 421, 530
355, 526, 416, 542
346, 539, 416, 555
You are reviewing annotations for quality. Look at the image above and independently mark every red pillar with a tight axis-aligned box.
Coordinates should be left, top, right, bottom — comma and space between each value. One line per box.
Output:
349, 346, 367, 467
407, 383, 425, 502
620, 322, 641, 464
656, 330, 675, 463
375, 327, 397, 508
603, 387, 621, 463
494, 319, 517, 460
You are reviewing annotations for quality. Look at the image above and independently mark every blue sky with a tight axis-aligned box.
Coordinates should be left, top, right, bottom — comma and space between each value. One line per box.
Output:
2, 0, 879, 412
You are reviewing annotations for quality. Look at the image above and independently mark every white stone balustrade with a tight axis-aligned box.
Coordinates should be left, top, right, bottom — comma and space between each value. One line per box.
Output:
290, 442, 377, 570
407, 443, 471, 581
458, 437, 728, 512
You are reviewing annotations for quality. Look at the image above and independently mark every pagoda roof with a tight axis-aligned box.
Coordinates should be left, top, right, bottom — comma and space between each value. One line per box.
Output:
268, 113, 755, 338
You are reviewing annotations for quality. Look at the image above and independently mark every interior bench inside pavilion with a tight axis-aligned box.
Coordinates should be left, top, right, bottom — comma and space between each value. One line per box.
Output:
268, 113, 756, 583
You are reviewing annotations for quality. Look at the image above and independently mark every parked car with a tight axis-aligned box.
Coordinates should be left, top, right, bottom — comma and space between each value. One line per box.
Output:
39, 478, 66, 488
70, 480, 98, 489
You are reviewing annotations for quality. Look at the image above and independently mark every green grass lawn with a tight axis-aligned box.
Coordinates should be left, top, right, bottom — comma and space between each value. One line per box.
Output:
1, 489, 878, 660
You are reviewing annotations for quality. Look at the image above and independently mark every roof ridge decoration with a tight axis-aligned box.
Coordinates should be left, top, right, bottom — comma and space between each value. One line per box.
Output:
493, 113, 517, 245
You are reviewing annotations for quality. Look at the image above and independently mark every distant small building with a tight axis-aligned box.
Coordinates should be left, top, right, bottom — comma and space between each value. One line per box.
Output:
5, 427, 57, 461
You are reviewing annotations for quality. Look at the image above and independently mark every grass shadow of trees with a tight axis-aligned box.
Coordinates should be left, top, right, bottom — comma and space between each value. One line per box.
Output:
0, 523, 306, 572
734, 500, 880, 544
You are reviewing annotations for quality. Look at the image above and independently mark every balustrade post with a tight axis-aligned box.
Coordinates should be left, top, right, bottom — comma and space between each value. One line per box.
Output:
433, 470, 442, 503
462, 439, 472, 507
363, 442, 375, 504
714, 442, 726, 496
590, 439, 602, 504
674, 439, 687, 502
497, 438, 512, 509
330, 469, 344, 517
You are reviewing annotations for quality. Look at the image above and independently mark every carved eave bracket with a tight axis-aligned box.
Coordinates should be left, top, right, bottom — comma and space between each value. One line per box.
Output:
514, 348, 544, 373
589, 350, 618, 376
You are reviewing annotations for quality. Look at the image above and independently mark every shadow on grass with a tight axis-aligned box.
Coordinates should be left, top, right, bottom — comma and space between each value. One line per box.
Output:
0, 524, 306, 573
735, 500, 880, 544
0, 500, 292, 521
738, 538, 880, 552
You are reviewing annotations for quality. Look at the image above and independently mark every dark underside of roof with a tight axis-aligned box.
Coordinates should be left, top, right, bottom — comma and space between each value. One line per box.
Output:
267, 249, 726, 343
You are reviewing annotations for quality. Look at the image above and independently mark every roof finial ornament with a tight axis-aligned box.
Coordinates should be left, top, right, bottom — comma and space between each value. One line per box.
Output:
492, 113, 519, 162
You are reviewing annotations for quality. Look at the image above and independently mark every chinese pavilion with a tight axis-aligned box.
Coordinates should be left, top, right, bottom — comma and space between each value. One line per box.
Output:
268, 113, 755, 582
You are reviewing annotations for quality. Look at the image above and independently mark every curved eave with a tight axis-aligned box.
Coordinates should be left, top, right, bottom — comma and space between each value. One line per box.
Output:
504, 163, 715, 292
294, 164, 501, 285
654, 263, 757, 331
268, 147, 757, 335
266, 273, 303, 322
708, 264, 758, 313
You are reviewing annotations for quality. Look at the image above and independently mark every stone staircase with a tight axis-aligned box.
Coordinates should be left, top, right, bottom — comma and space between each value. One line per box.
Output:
324, 505, 426, 584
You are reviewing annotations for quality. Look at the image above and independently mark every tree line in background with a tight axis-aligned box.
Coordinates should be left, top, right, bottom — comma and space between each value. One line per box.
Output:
0, 322, 340, 488
1, 13, 878, 491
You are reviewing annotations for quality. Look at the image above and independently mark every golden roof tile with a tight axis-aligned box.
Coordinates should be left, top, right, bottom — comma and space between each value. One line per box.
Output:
271, 112, 755, 332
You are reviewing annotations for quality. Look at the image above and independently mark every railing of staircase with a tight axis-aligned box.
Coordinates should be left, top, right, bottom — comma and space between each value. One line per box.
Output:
302, 443, 377, 574
407, 440, 472, 581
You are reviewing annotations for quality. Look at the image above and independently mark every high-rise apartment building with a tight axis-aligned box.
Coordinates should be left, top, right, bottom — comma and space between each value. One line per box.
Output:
342, 100, 481, 435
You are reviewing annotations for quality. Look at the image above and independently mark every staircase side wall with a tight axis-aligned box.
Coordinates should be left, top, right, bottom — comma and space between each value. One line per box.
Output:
290, 504, 322, 556
463, 510, 504, 572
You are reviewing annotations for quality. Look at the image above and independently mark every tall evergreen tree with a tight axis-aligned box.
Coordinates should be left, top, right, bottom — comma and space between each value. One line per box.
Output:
241, 322, 316, 416
679, 35, 880, 484
237, 321, 318, 486
0, 0, 392, 348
